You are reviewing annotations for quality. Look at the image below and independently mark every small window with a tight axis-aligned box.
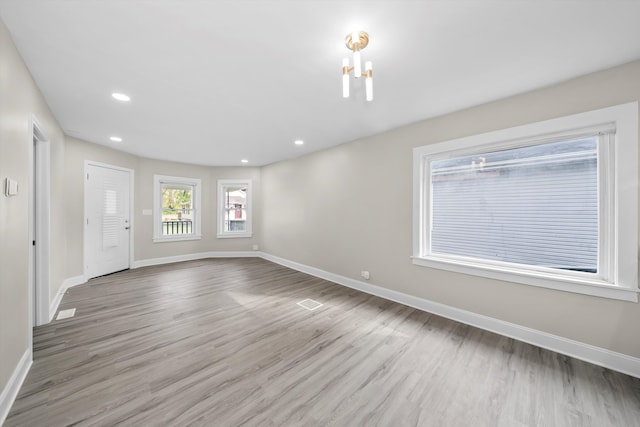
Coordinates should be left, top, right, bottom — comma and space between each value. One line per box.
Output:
217, 179, 252, 238
413, 103, 638, 301
153, 175, 201, 242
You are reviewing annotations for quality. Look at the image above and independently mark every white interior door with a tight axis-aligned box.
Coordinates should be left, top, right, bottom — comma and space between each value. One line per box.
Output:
85, 163, 131, 279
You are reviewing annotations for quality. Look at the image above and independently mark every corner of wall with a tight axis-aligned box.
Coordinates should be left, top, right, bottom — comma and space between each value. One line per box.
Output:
0, 348, 32, 426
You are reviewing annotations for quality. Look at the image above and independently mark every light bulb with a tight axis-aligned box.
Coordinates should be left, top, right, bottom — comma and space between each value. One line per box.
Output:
351, 31, 360, 47
353, 50, 361, 78
342, 58, 350, 98
365, 61, 373, 101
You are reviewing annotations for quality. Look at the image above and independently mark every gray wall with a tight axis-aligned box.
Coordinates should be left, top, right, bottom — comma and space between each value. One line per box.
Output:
64, 137, 262, 278
260, 60, 640, 358
134, 158, 261, 261
1, 15, 261, 399
0, 18, 65, 395
2, 9, 640, 411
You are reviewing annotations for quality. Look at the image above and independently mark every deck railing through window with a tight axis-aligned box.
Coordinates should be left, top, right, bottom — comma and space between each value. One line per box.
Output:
162, 219, 193, 235
162, 208, 193, 235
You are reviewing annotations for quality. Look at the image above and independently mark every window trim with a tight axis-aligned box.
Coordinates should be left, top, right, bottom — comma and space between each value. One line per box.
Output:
412, 102, 639, 302
153, 175, 202, 242
217, 179, 252, 238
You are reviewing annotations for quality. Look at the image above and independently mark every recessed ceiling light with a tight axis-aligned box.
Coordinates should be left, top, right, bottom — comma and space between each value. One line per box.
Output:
241, 159, 249, 163
110, 136, 123, 142
111, 92, 131, 102
294, 139, 304, 146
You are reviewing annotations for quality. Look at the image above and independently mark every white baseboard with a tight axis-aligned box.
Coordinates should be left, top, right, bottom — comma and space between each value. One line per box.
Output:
132, 251, 260, 269
49, 275, 87, 321
51, 253, 261, 319
0, 347, 32, 426
260, 252, 640, 379
60, 250, 640, 378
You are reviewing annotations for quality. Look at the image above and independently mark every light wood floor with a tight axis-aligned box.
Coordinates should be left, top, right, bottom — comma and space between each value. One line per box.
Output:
5, 258, 640, 426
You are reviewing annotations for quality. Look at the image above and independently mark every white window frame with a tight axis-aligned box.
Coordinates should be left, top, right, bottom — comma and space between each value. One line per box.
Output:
153, 175, 202, 242
217, 179, 252, 238
412, 102, 639, 302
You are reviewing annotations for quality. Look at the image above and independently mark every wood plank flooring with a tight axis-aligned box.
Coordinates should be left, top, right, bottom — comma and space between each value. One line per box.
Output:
5, 258, 640, 426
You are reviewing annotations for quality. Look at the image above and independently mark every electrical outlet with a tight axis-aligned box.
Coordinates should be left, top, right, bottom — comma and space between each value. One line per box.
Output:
360, 270, 370, 280
252, 244, 259, 251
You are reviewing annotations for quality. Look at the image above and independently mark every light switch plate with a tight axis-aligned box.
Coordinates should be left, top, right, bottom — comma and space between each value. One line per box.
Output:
4, 178, 18, 196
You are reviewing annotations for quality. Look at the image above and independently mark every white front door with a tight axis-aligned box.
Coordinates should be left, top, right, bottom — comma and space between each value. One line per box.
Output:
85, 163, 131, 279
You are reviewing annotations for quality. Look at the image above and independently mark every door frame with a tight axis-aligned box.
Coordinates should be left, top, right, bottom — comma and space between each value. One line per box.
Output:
29, 115, 51, 326
83, 160, 135, 279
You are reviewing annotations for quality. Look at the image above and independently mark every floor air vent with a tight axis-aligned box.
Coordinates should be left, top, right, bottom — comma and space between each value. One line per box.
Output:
56, 308, 76, 320
297, 298, 323, 311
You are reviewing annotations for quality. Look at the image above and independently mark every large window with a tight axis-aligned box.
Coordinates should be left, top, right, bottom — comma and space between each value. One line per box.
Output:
153, 175, 201, 242
413, 103, 638, 301
431, 137, 599, 272
217, 179, 252, 238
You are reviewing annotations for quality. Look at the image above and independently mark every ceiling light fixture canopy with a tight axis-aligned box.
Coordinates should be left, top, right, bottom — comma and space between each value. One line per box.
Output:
342, 31, 373, 102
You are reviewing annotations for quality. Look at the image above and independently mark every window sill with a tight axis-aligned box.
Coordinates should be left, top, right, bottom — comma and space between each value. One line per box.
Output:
412, 255, 639, 302
153, 234, 202, 243
217, 233, 252, 239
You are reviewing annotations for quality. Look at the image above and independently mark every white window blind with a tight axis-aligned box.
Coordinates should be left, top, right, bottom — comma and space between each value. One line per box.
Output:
413, 102, 639, 301
102, 182, 120, 249
430, 136, 599, 273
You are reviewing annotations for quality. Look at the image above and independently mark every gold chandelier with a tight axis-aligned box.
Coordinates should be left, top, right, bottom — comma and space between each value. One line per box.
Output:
342, 31, 373, 101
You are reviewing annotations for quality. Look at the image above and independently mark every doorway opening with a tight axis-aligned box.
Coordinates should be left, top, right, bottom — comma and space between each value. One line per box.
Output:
29, 116, 50, 326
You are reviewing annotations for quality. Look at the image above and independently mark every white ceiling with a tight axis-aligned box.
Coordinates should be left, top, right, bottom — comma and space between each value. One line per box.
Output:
1, 1, 640, 166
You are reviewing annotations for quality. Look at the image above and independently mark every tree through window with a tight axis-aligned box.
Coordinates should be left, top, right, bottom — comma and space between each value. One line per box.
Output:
153, 175, 201, 242
161, 184, 194, 236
